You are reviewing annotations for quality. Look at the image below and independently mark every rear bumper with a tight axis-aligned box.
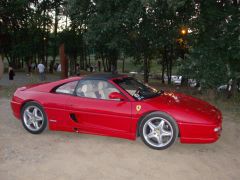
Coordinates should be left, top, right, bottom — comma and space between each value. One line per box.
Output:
179, 122, 222, 144
11, 100, 21, 120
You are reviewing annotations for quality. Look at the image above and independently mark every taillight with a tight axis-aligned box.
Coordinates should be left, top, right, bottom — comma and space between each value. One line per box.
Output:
17, 87, 27, 91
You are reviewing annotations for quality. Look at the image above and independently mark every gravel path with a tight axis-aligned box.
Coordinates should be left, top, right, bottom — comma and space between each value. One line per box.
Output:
0, 98, 240, 180
0, 72, 60, 87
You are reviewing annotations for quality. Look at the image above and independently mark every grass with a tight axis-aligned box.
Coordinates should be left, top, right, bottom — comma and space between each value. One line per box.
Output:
0, 84, 18, 98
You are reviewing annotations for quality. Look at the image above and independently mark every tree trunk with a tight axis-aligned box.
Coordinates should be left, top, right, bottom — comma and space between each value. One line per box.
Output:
0, 54, 4, 79
122, 57, 125, 73
80, 46, 84, 70
42, 6, 47, 64
84, 51, 87, 70
73, 52, 77, 75
59, 43, 68, 79
168, 44, 173, 85
50, 2, 59, 73
161, 61, 165, 84
84, 44, 87, 69
21, 58, 24, 69
45, 33, 49, 70
111, 58, 117, 74
101, 52, 106, 72
88, 48, 91, 66
106, 58, 110, 72
165, 45, 173, 85
163, 46, 171, 84
144, 54, 149, 83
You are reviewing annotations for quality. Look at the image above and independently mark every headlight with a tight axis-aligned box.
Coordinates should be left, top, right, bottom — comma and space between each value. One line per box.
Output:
214, 127, 221, 132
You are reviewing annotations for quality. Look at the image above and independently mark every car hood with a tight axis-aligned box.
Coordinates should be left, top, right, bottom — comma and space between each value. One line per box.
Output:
143, 92, 222, 124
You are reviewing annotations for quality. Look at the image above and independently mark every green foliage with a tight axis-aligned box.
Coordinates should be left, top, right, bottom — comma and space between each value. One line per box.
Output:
179, 0, 240, 88
84, 0, 132, 62
59, 29, 81, 57
0, 0, 56, 65
179, 50, 228, 88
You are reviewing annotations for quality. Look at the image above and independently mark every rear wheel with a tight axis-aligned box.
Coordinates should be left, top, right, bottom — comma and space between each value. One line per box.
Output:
21, 102, 47, 134
139, 112, 178, 150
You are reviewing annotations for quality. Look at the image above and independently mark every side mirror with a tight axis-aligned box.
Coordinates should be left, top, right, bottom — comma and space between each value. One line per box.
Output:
109, 92, 126, 101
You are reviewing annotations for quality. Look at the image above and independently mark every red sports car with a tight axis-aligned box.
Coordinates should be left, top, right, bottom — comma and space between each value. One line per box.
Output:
11, 74, 222, 150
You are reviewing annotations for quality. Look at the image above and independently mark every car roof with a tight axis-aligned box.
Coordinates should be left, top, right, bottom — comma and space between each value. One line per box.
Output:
81, 73, 127, 80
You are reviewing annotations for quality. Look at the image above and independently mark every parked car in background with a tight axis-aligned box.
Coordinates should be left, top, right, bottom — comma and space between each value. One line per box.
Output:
164, 75, 182, 85
129, 71, 138, 77
217, 78, 240, 92
217, 84, 228, 92
188, 79, 198, 87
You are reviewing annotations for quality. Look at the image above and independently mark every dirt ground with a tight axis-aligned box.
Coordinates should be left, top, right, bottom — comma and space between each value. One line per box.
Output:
0, 97, 240, 180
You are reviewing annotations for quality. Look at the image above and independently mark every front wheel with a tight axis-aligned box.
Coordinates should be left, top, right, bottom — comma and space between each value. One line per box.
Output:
21, 102, 47, 134
139, 112, 178, 150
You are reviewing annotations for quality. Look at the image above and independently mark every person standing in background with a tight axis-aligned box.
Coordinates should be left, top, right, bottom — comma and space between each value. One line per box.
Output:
57, 64, 61, 72
37, 63, 45, 81
8, 65, 15, 80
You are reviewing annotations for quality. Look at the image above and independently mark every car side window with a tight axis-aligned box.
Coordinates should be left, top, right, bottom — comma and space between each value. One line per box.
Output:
55, 81, 78, 95
76, 80, 120, 100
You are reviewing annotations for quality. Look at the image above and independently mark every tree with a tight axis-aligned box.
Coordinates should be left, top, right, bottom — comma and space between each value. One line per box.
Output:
85, 0, 131, 73
0, 0, 54, 69
49, 0, 65, 72
179, 0, 240, 90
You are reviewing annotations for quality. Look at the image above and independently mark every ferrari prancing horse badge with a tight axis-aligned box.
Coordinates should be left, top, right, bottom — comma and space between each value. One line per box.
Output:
136, 105, 141, 112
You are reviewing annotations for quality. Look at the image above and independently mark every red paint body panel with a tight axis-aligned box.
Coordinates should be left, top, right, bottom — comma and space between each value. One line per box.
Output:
11, 76, 222, 143
178, 122, 221, 143
65, 95, 134, 139
11, 100, 21, 119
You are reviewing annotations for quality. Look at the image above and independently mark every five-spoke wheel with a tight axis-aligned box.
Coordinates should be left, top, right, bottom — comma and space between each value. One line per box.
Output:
21, 102, 47, 134
139, 112, 178, 150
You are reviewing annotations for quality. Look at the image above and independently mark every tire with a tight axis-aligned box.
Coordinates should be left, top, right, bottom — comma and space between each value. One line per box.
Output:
139, 112, 178, 150
21, 102, 47, 134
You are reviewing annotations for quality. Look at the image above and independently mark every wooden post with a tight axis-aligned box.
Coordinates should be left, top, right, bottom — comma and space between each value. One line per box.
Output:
59, 43, 68, 79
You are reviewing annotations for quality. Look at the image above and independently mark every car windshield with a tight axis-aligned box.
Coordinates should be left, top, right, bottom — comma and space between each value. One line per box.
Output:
114, 77, 163, 100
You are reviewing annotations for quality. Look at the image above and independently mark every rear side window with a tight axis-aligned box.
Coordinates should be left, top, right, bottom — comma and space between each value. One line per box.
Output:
55, 81, 78, 95
75, 80, 119, 100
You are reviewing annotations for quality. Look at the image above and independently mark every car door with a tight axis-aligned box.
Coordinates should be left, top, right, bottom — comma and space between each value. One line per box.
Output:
66, 79, 133, 137
43, 80, 79, 130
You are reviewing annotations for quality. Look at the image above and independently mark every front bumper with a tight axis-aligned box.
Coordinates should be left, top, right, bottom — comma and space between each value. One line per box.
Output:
11, 100, 21, 120
179, 122, 222, 144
